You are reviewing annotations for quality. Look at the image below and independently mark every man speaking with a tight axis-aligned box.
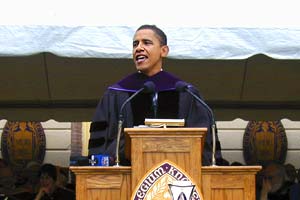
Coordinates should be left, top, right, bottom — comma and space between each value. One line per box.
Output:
88, 24, 223, 166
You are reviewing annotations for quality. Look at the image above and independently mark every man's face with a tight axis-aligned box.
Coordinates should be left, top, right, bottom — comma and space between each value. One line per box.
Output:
263, 165, 284, 193
40, 173, 56, 194
285, 164, 297, 182
132, 29, 168, 76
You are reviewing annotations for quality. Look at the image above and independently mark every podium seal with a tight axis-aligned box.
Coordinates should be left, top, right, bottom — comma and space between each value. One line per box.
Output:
131, 160, 203, 200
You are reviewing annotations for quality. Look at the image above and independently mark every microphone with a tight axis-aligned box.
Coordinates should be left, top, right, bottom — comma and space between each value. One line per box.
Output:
175, 81, 217, 166
114, 81, 155, 166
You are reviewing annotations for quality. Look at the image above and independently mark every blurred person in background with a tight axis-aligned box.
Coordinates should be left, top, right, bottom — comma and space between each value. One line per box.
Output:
34, 163, 74, 200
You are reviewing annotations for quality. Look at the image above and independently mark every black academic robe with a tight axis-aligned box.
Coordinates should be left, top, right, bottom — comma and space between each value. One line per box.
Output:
88, 71, 222, 166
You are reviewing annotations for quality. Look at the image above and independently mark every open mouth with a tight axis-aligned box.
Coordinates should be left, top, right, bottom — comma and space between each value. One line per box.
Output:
136, 55, 148, 63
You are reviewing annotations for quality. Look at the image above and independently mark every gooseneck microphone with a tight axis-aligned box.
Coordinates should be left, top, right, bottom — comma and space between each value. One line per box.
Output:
175, 81, 217, 166
114, 81, 155, 166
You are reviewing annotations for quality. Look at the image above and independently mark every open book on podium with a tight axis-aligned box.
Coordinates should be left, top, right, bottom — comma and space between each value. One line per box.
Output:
144, 118, 185, 128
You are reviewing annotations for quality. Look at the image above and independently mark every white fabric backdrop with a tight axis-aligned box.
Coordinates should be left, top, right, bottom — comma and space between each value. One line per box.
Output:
1, 0, 300, 59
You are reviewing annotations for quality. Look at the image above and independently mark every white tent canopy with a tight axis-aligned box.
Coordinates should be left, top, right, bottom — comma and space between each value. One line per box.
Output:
1, 26, 300, 59
0, 0, 300, 121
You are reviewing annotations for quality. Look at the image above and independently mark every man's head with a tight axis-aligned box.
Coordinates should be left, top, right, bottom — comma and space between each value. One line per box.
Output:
38, 163, 57, 194
132, 25, 169, 76
39, 163, 57, 181
136, 25, 167, 46
284, 163, 297, 183
262, 162, 286, 193
297, 168, 300, 183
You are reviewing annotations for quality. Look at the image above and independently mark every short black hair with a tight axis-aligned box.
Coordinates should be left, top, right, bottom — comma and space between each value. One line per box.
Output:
136, 24, 167, 46
39, 163, 57, 181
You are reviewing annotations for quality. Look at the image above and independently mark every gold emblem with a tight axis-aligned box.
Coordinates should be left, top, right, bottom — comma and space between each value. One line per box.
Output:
1, 121, 46, 172
243, 121, 287, 165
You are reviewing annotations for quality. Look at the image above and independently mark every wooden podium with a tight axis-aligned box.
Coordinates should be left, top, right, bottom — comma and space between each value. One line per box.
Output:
70, 127, 261, 200
125, 127, 206, 190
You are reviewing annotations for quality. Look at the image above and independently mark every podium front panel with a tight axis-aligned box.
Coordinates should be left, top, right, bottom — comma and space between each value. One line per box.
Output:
202, 166, 262, 200
70, 166, 131, 200
124, 127, 206, 191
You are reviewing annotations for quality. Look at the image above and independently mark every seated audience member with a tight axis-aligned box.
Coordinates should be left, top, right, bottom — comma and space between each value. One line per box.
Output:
55, 166, 68, 188
34, 163, 75, 200
289, 168, 300, 200
297, 168, 300, 183
8, 161, 42, 200
20, 161, 42, 194
284, 163, 297, 185
216, 158, 229, 166
230, 161, 243, 166
258, 162, 291, 200
0, 159, 16, 195
56, 166, 75, 192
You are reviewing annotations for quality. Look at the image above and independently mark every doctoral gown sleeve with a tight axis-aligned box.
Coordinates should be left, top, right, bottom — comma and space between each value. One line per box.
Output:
88, 89, 132, 164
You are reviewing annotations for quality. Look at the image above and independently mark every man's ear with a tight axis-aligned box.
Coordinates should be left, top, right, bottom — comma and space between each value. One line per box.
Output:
161, 45, 169, 58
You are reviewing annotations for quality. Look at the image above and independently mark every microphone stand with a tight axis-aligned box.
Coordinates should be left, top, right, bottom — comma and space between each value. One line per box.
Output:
114, 94, 138, 167
211, 123, 217, 166
114, 81, 155, 167
114, 116, 124, 167
184, 88, 217, 166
